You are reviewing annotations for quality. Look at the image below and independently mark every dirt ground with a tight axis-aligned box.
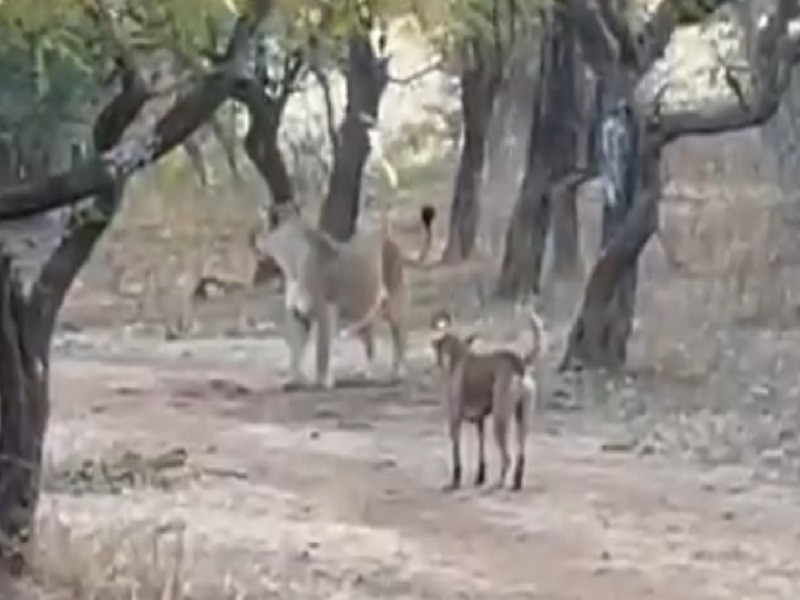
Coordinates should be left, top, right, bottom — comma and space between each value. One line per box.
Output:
12, 131, 800, 599
29, 323, 800, 600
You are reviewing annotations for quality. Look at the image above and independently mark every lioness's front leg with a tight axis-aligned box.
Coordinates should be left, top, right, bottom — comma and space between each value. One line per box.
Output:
386, 311, 408, 382
314, 302, 336, 390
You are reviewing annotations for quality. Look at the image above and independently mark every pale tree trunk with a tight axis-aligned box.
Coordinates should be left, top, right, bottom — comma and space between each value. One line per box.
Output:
319, 34, 388, 241
496, 10, 585, 298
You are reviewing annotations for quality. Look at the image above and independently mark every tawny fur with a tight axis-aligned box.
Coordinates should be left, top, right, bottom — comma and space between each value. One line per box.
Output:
251, 203, 435, 389
430, 311, 542, 491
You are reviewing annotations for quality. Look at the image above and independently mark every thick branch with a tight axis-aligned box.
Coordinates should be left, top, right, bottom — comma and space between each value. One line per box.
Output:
231, 79, 293, 204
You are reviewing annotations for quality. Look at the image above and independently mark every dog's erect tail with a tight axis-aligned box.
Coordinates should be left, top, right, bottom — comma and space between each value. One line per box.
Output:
522, 311, 545, 365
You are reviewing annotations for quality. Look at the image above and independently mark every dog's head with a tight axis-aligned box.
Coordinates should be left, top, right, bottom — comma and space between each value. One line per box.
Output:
429, 309, 477, 371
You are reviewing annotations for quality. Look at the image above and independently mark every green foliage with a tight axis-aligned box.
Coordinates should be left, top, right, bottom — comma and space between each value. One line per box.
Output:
0, 1, 107, 172
411, 0, 548, 66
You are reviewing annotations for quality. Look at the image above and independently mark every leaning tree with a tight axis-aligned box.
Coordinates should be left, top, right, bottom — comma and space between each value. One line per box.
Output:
554, 0, 800, 370
0, 0, 276, 575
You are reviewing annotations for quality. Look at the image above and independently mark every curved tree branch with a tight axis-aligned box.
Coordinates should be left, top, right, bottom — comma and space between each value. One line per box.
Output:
658, 1, 800, 144
0, 16, 260, 222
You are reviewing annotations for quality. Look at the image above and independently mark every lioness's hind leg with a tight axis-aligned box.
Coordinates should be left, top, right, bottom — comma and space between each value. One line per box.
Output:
285, 309, 311, 389
356, 324, 378, 379
386, 311, 407, 381
512, 398, 527, 491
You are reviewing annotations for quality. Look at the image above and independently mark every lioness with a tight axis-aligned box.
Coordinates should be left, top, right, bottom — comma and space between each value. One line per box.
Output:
251, 202, 435, 390
430, 310, 543, 491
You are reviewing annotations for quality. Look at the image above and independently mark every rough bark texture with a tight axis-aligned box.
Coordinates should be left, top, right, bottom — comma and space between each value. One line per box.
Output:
0, 65, 148, 574
496, 10, 584, 298
0, 16, 257, 222
560, 0, 800, 370
318, 34, 388, 241
0, 11, 269, 574
442, 37, 503, 262
562, 105, 656, 370
234, 54, 303, 285
234, 52, 302, 207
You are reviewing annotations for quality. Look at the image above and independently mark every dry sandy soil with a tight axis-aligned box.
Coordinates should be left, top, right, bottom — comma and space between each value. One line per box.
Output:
10, 129, 800, 599
21, 303, 800, 600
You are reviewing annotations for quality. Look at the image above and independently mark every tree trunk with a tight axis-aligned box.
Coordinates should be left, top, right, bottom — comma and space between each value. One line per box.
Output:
0, 13, 267, 574
496, 11, 584, 298
550, 179, 582, 279
0, 69, 148, 574
234, 80, 294, 284
0, 257, 50, 577
318, 34, 388, 241
442, 38, 503, 262
561, 103, 661, 371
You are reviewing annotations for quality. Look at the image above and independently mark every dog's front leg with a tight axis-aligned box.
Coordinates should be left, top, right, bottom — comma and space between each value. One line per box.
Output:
443, 416, 463, 492
475, 417, 486, 486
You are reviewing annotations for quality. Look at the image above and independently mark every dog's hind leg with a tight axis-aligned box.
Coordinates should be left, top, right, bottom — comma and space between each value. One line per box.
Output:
512, 374, 535, 490
512, 397, 528, 491
491, 376, 513, 490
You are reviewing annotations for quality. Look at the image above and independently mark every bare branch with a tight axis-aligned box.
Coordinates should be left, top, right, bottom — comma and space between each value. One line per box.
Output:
636, 0, 736, 74
562, 0, 620, 77
0, 16, 260, 221
387, 57, 444, 85
658, 2, 800, 144
310, 64, 339, 152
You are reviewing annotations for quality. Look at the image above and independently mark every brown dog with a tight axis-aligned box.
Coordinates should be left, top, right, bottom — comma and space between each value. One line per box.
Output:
430, 311, 542, 491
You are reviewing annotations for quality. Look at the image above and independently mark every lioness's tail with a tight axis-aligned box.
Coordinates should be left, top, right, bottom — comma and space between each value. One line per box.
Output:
523, 311, 545, 365
400, 204, 436, 267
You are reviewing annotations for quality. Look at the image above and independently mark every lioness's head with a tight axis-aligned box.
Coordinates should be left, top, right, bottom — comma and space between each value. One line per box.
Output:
249, 202, 302, 286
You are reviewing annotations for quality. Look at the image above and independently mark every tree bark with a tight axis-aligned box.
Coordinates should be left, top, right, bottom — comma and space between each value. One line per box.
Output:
559, 0, 800, 371
561, 103, 657, 370
0, 17, 258, 222
318, 34, 388, 241
496, 11, 584, 298
0, 64, 148, 574
442, 37, 503, 262
0, 12, 269, 574
234, 53, 304, 285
